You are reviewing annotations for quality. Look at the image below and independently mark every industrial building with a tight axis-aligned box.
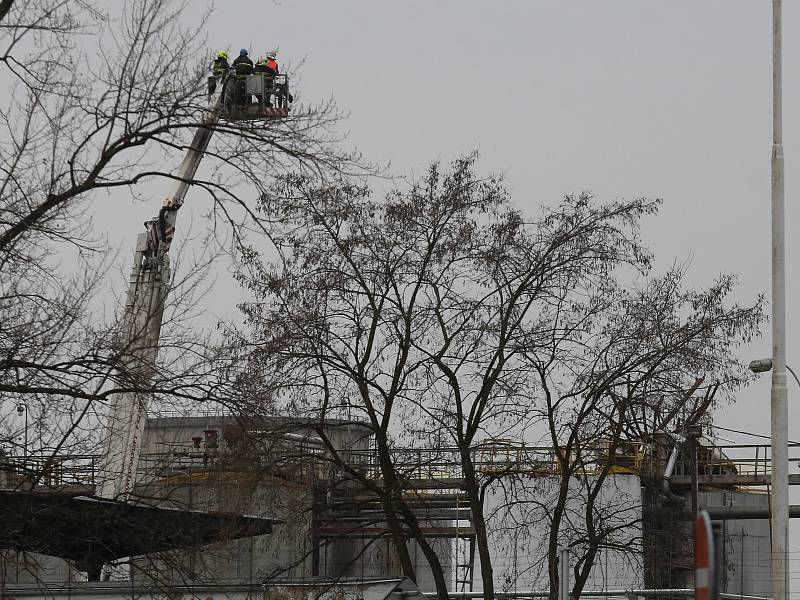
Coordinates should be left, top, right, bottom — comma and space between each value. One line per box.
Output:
0, 411, 778, 596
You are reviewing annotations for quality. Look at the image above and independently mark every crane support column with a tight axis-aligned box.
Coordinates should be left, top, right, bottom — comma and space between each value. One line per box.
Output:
99, 232, 169, 500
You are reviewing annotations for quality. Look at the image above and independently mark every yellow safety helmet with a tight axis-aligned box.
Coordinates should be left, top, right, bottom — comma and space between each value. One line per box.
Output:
217, 50, 228, 60
266, 49, 277, 59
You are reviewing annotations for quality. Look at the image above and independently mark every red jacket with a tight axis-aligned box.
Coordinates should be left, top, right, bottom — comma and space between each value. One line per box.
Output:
267, 58, 279, 73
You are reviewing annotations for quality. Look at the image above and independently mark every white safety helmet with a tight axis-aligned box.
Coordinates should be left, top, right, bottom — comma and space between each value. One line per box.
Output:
266, 49, 278, 59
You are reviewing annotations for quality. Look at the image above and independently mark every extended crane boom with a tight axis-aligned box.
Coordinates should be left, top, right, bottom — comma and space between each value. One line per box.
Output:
99, 71, 291, 501
98, 85, 224, 501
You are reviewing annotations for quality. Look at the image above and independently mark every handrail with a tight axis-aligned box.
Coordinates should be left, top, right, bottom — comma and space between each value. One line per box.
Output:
7, 438, 800, 489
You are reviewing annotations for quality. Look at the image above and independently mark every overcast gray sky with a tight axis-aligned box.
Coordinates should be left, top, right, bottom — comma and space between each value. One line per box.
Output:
212, 2, 790, 441
101, 2, 798, 458
84, 0, 800, 583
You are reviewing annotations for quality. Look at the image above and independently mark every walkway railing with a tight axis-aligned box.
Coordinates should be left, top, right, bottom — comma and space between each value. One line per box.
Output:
676, 442, 800, 481
6, 438, 800, 491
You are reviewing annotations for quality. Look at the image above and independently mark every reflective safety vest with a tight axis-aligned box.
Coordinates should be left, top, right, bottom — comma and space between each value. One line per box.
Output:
212, 57, 229, 76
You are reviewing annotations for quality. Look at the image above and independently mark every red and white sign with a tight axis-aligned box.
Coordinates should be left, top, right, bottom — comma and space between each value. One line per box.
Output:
695, 510, 715, 600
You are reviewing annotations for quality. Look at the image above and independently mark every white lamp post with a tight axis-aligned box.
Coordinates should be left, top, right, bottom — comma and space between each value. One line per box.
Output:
769, 1, 789, 597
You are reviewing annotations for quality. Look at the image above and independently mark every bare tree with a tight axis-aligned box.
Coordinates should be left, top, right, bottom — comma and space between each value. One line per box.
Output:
515, 265, 761, 596
0, 0, 362, 465
0, 0, 368, 589
228, 155, 764, 598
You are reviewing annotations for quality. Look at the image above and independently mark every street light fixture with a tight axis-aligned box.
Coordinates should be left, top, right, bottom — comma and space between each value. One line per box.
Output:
750, 358, 800, 389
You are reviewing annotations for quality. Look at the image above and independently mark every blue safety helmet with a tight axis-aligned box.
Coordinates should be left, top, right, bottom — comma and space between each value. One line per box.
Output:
239, 48, 248, 56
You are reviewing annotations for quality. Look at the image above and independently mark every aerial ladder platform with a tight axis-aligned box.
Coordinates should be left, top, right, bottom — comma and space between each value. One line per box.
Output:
0, 71, 289, 581
100, 70, 291, 501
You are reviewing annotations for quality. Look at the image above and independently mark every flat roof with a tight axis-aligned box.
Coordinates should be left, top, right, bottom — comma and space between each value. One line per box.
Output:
0, 490, 275, 578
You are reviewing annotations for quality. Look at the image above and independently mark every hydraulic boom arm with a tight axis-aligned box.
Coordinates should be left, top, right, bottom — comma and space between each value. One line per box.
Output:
99, 85, 224, 501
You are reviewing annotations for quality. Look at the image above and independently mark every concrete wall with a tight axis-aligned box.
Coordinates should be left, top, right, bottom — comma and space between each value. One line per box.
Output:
323, 536, 452, 592
473, 474, 644, 592
131, 416, 451, 589
130, 472, 314, 585
466, 475, 772, 594
699, 490, 771, 596
0, 552, 82, 586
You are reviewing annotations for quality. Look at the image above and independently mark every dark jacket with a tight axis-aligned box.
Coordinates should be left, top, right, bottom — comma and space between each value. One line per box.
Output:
232, 55, 254, 76
212, 57, 229, 76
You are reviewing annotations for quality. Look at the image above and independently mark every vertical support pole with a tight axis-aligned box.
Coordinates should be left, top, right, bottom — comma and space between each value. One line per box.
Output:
311, 484, 322, 576
740, 533, 744, 597
712, 522, 723, 600
558, 545, 569, 600
688, 425, 701, 518
454, 492, 460, 592
311, 534, 320, 576
467, 534, 475, 592
771, 2, 789, 600
22, 405, 27, 473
